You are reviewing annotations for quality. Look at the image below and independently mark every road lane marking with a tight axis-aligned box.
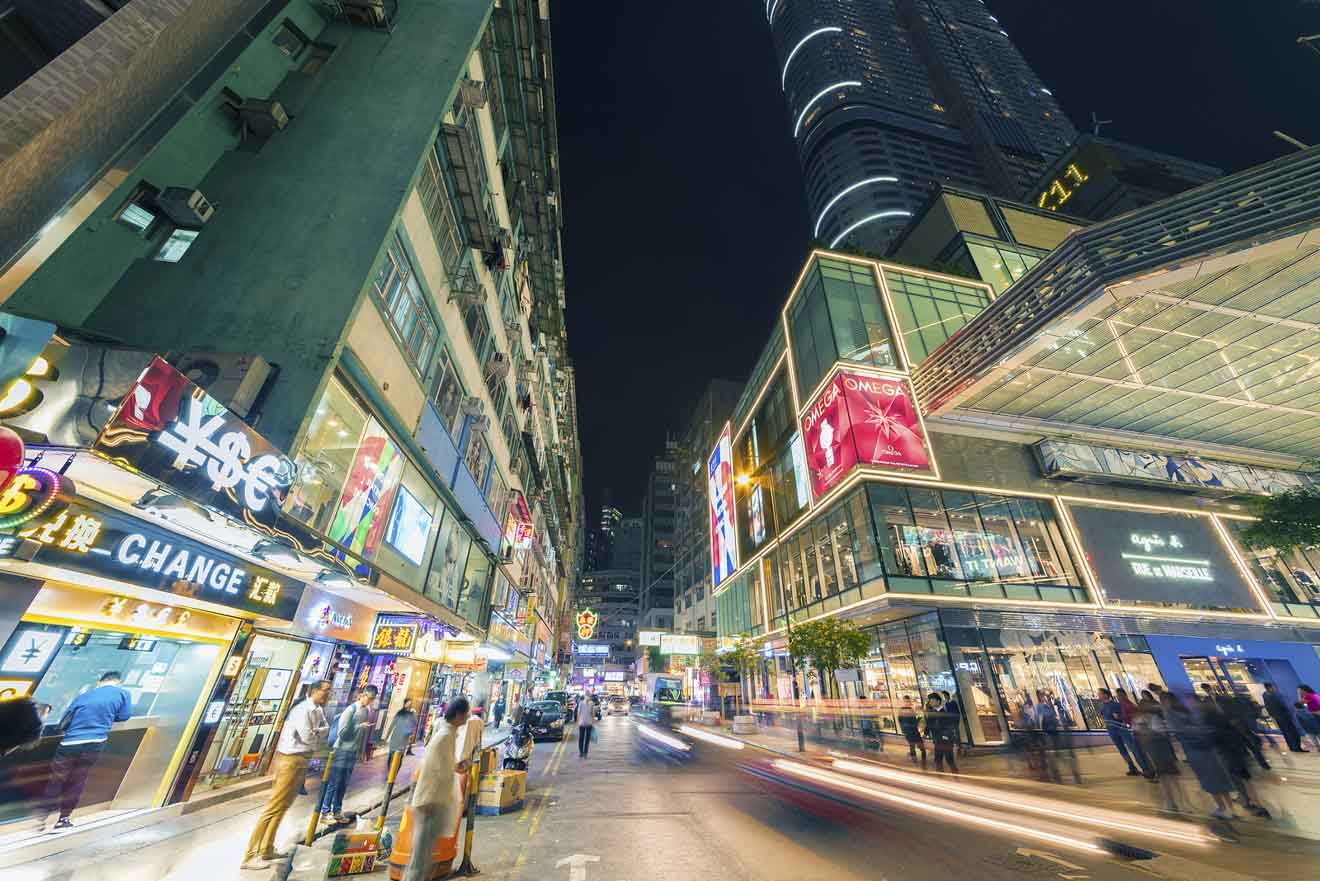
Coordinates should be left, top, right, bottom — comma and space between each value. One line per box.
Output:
528, 785, 553, 838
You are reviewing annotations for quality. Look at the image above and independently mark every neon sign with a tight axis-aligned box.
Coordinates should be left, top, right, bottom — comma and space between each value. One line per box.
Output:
576, 608, 599, 640
0, 467, 63, 529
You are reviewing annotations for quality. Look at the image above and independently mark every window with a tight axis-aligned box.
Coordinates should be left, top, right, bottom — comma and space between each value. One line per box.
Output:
430, 349, 464, 438
463, 302, 493, 364
464, 433, 492, 488
154, 228, 199, 263
882, 269, 992, 363
284, 378, 368, 533
373, 233, 439, 370
487, 468, 508, 520
271, 20, 309, 58
115, 183, 160, 235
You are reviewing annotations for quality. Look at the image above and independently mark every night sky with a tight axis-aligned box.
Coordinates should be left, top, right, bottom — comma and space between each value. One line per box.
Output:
551, 0, 1320, 520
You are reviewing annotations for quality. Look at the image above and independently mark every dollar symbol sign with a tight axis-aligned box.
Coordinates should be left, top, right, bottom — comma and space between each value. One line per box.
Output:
207, 430, 251, 491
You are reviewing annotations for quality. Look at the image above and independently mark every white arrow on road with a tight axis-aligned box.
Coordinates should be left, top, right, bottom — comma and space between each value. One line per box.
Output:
556, 853, 601, 881
1016, 847, 1089, 876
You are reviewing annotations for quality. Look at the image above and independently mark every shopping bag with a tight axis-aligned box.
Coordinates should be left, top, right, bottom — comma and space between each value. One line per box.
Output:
590, 726, 598, 744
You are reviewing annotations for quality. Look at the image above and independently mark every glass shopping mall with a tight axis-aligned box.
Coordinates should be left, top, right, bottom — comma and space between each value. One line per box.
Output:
713, 148, 1320, 748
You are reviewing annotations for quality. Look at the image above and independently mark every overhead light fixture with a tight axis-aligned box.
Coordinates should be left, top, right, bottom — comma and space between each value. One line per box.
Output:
251, 538, 304, 567
315, 568, 358, 590
134, 487, 216, 530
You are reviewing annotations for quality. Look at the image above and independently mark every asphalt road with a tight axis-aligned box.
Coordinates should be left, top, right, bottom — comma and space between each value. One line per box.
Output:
473, 715, 1206, 881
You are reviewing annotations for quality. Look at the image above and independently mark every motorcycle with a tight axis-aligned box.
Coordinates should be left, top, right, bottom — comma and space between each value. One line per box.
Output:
502, 721, 534, 771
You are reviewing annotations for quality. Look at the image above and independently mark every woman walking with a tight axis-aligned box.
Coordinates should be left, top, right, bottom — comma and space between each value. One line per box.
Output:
1164, 691, 1236, 820
578, 691, 596, 758
1133, 689, 1185, 813
385, 698, 418, 774
404, 698, 471, 881
1298, 685, 1320, 750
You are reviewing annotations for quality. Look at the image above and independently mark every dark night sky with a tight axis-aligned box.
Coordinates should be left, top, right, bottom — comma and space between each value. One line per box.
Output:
551, 0, 1320, 519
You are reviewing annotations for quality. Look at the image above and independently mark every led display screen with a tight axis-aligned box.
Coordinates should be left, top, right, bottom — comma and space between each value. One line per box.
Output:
1067, 505, 1262, 613
385, 486, 434, 566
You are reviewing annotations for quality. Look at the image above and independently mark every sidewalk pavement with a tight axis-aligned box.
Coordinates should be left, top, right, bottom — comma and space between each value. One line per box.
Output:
1, 726, 508, 881
707, 713, 1320, 881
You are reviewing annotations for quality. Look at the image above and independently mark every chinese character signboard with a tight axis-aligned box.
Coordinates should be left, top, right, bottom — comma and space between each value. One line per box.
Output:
0, 492, 303, 620
575, 608, 598, 640
93, 357, 296, 525
370, 615, 419, 655
800, 370, 933, 498
708, 423, 739, 588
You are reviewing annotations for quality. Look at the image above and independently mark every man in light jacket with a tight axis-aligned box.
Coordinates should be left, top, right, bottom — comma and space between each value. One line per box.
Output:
242, 678, 331, 870
578, 691, 595, 758
405, 697, 471, 881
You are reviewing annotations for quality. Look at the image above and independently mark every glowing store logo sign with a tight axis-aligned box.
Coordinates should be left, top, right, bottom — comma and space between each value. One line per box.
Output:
316, 602, 353, 630
1119, 532, 1213, 583
116, 533, 284, 605
1216, 643, 1246, 656
157, 397, 287, 513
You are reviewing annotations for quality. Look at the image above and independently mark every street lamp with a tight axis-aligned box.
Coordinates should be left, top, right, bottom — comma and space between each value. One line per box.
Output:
737, 471, 806, 752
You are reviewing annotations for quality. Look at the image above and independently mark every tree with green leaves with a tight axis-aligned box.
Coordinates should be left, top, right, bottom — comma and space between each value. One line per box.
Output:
722, 637, 763, 714
1240, 477, 1320, 552
645, 644, 666, 674
786, 617, 873, 699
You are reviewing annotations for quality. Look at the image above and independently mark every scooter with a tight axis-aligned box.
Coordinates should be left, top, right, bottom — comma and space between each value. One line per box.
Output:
502, 721, 534, 770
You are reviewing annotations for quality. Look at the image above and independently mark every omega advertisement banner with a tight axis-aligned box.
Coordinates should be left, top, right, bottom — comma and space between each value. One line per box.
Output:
800, 370, 932, 498
93, 357, 296, 526
708, 423, 738, 588
1066, 505, 1262, 613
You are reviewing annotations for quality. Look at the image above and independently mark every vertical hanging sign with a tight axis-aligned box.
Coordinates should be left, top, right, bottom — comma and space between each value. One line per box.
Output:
708, 423, 739, 588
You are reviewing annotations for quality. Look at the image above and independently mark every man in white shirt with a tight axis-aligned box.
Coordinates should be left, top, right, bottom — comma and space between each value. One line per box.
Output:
242, 678, 332, 871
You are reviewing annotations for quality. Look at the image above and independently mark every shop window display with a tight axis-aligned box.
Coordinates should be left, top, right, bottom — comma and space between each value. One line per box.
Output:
425, 512, 474, 614
1225, 523, 1320, 617
1, 624, 222, 824
284, 380, 369, 533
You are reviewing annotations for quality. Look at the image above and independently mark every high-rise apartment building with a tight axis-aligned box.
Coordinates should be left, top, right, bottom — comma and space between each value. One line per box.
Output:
767, 0, 1077, 253
673, 379, 743, 634
640, 438, 679, 630
0, 0, 581, 817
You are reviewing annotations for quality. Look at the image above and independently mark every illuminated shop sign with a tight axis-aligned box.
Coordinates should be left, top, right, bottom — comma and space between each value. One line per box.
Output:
370, 617, 418, 655
603, 671, 627, 682
800, 370, 933, 499
574, 643, 609, 655
370, 614, 459, 659
0, 496, 303, 619
638, 630, 664, 647
708, 423, 739, 587
659, 634, 700, 655
575, 608, 599, 640
1066, 505, 1262, 613
93, 357, 296, 524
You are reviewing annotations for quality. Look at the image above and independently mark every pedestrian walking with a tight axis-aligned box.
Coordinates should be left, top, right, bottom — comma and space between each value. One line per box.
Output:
1165, 691, 1237, 820
578, 691, 596, 758
1262, 682, 1306, 753
897, 696, 926, 766
40, 671, 132, 831
493, 697, 506, 728
1098, 688, 1146, 776
1203, 684, 1270, 770
1296, 685, 1320, 750
386, 698, 419, 774
923, 693, 958, 773
1116, 688, 1153, 776
1197, 690, 1270, 818
318, 685, 379, 823
404, 698, 471, 881
242, 678, 331, 870
1133, 689, 1186, 813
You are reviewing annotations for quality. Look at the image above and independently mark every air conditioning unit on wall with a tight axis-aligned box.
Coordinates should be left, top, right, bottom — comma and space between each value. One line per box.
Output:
156, 188, 214, 226
461, 395, 485, 417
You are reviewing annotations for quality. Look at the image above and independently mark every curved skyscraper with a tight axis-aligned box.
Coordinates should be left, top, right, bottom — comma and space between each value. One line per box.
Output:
768, 0, 1078, 253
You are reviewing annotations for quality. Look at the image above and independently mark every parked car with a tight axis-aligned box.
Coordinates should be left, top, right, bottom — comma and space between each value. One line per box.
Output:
607, 697, 629, 716
526, 700, 567, 741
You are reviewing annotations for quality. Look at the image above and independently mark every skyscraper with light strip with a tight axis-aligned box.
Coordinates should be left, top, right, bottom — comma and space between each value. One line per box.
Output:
767, 0, 1078, 252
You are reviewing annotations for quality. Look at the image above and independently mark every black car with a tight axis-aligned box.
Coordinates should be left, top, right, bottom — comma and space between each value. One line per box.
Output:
526, 700, 567, 741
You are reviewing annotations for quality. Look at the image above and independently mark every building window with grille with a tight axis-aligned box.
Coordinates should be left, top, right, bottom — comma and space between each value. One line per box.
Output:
373, 233, 438, 371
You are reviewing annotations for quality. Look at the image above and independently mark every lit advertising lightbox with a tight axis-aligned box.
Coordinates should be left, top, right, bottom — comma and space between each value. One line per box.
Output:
708, 423, 739, 587
800, 370, 933, 498
1066, 505, 1263, 613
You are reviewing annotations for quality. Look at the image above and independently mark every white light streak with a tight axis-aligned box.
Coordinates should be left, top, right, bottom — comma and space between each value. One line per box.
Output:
677, 725, 745, 750
637, 724, 689, 751
771, 760, 1105, 855
828, 210, 912, 247
832, 760, 1213, 846
768, 0, 782, 23
781, 27, 843, 88
813, 176, 898, 237
794, 80, 860, 138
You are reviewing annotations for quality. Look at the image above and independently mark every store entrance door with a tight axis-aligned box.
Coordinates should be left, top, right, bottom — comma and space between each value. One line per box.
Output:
1180, 656, 1296, 705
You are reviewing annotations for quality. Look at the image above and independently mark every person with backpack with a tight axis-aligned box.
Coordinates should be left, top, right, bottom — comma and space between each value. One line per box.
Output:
897, 696, 926, 766
318, 686, 378, 824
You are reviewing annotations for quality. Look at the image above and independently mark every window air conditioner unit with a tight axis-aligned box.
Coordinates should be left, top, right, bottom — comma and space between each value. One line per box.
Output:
497, 228, 513, 248
173, 352, 274, 418
504, 318, 521, 337
470, 415, 493, 434
460, 395, 485, 417
449, 287, 486, 308
488, 352, 511, 379
460, 78, 488, 109
238, 99, 289, 138
156, 188, 214, 226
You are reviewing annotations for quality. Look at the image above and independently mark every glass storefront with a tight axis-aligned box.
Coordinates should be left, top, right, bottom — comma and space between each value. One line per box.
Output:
0, 583, 235, 829
1223, 522, 1320, 620
193, 633, 307, 793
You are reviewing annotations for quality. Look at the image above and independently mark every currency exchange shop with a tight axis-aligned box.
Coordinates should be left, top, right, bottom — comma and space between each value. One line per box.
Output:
0, 452, 317, 834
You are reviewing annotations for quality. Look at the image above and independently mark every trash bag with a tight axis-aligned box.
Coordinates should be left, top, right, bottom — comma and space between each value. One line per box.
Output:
287, 844, 332, 881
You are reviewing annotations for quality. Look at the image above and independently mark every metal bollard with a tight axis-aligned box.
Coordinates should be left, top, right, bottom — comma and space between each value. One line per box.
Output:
304, 749, 336, 846
454, 749, 489, 876
375, 750, 405, 832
